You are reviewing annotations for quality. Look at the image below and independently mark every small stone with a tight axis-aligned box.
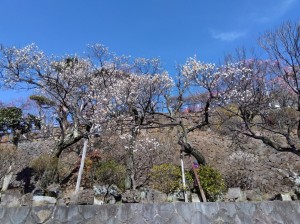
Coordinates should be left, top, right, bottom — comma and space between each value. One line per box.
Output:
244, 189, 262, 201
93, 185, 108, 196
225, 188, 246, 201
108, 196, 116, 204
280, 193, 292, 201
94, 197, 104, 205
32, 196, 57, 206
140, 191, 146, 200
1, 173, 13, 191
191, 193, 201, 202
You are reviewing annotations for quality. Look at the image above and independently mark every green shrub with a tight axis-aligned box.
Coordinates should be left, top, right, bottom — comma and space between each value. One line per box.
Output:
93, 160, 126, 190
150, 163, 193, 194
30, 154, 56, 176
30, 153, 58, 188
197, 165, 226, 201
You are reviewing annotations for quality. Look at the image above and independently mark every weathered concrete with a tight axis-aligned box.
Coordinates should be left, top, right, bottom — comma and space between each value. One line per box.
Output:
0, 202, 300, 223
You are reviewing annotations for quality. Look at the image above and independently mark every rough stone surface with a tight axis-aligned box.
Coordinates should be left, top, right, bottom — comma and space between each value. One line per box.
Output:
191, 193, 201, 202
244, 189, 263, 201
121, 190, 141, 203
0, 202, 300, 223
277, 193, 292, 201
32, 196, 57, 206
21, 193, 33, 206
139, 188, 168, 203
0, 189, 22, 207
93, 197, 104, 205
70, 189, 94, 205
281, 193, 291, 201
93, 184, 121, 198
46, 184, 60, 198
93, 185, 122, 204
225, 188, 246, 202
120, 188, 168, 204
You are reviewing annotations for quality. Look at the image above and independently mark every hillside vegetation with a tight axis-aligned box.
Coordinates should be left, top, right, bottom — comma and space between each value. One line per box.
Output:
1, 21, 300, 203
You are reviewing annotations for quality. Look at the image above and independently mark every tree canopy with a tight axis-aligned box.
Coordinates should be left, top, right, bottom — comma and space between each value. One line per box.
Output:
1, 21, 300, 191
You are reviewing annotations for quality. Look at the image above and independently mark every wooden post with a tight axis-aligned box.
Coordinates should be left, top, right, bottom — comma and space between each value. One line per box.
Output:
190, 155, 207, 202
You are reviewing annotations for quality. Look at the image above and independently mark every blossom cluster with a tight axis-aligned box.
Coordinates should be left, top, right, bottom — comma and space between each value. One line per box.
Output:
229, 151, 259, 164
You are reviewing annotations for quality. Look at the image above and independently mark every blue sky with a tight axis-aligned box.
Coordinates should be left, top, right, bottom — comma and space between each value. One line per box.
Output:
0, 0, 299, 102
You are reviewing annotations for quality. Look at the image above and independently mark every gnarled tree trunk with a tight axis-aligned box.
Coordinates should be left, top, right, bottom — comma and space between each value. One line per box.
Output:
178, 140, 206, 165
125, 126, 138, 190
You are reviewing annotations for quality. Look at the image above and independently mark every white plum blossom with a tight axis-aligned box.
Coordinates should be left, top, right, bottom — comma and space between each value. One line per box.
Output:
182, 56, 221, 94
219, 62, 266, 105
0, 44, 173, 145
119, 130, 160, 153
229, 151, 259, 163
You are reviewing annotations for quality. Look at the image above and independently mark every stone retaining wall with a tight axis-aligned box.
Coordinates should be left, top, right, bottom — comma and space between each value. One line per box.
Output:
1, 202, 300, 224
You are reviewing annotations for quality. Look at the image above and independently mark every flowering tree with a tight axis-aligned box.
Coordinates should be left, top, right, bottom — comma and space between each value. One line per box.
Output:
118, 130, 163, 188
114, 58, 173, 189
218, 54, 300, 156
220, 59, 268, 120
175, 57, 224, 165
213, 22, 300, 157
181, 56, 222, 124
0, 45, 92, 157
157, 57, 224, 166
255, 21, 300, 155
0, 44, 175, 190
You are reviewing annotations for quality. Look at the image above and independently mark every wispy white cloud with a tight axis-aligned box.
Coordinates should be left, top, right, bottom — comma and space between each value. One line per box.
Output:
211, 30, 247, 42
210, 0, 296, 42
254, 0, 296, 23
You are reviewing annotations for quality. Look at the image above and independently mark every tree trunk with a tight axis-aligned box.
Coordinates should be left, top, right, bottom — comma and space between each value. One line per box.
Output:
204, 100, 210, 124
179, 140, 206, 165
36, 127, 86, 190
125, 150, 136, 190
12, 129, 21, 148
297, 119, 300, 139
125, 127, 138, 190
178, 122, 206, 166
52, 128, 84, 158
